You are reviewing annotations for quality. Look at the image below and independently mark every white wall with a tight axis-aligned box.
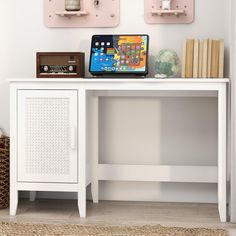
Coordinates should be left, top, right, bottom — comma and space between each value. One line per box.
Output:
0, 0, 230, 203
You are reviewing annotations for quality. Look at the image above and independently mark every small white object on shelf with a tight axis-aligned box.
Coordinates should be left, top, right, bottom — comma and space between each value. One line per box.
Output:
162, 0, 172, 10
55, 11, 88, 17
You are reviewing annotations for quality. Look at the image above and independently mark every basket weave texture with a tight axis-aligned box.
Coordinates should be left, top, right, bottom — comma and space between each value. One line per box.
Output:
0, 135, 10, 209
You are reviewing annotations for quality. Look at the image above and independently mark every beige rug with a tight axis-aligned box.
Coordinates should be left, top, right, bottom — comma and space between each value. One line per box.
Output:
0, 222, 228, 236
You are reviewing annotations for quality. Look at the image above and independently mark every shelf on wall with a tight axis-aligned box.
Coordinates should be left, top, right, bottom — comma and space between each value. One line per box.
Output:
44, 0, 120, 28
55, 11, 88, 17
152, 10, 185, 17
144, 0, 194, 24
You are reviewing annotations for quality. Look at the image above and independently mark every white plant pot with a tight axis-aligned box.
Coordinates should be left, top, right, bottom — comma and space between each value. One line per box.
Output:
65, 0, 80, 11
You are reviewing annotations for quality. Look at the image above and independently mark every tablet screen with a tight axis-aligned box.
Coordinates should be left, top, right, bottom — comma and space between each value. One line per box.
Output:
89, 35, 149, 76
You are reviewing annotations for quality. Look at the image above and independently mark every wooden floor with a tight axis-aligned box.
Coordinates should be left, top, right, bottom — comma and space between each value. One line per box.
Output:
0, 199, 236, 235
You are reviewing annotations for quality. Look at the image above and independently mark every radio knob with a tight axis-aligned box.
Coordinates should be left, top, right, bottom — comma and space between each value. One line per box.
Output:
43, 66, 49, 72
69, 65, 74, 72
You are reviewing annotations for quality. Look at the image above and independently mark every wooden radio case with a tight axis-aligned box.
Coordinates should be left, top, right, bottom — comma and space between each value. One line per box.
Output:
36, 52, 85, 78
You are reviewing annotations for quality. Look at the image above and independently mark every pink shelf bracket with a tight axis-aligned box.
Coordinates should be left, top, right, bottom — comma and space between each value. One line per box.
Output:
144, 0, 194, 24
44, 0, 120, 28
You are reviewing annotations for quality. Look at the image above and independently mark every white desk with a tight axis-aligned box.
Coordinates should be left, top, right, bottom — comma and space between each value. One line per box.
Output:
9, 78, 229, 222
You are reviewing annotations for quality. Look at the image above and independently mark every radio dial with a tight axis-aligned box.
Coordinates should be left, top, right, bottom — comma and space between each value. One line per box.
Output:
43, 65, 49, 72
69, 65, 74, 72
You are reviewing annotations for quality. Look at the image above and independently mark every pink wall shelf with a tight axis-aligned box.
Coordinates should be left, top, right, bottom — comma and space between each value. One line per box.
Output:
44, 0, 120, 28
144, 0, 194, 24
55, 11, 88, 17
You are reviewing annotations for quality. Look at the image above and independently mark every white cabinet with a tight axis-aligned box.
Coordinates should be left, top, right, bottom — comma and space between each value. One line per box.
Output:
17, 90, 78, 183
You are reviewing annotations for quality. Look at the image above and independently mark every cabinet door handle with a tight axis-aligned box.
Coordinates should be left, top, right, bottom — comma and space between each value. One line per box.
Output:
71, 126, 77, 150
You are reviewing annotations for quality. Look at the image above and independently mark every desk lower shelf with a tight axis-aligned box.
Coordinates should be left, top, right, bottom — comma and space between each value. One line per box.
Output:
97, 164, 217, 183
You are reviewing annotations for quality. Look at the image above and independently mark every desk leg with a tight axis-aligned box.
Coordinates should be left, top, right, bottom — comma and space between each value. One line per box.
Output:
10, 86, 18, 216
218, 85, 227, 222
29, 191, 37, 202
78, 89, 86, 218
10, 189, 18, 216
91, 181, 99, 204
91, 95, 99, 204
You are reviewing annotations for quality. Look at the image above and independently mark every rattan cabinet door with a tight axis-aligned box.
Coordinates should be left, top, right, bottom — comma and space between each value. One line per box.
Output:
17, 90, 78, 183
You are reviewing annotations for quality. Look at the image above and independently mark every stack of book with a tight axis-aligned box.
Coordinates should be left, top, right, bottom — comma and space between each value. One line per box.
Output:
182, 39, 224, 78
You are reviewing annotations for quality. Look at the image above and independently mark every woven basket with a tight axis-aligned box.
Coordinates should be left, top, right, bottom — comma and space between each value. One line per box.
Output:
0, 135, 10, 209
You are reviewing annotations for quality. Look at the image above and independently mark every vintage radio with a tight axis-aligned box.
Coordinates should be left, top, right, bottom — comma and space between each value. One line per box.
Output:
36, 52, 85, 78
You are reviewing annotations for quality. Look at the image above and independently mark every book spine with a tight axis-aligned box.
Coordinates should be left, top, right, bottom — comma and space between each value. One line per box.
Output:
218, 40, 225, 78
185, 39, 194, 78
193, 39, 199, 78
207, 39, 212, 78
182, 40, 187, 78
198, 40, 203, 78
211, 40, 220, 78
202, 39, 208, 78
